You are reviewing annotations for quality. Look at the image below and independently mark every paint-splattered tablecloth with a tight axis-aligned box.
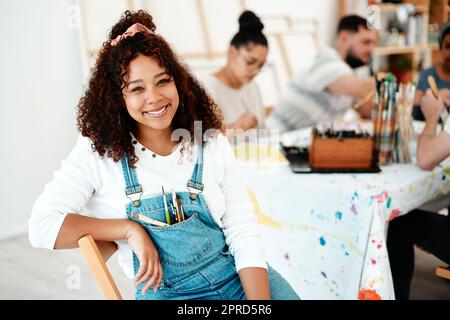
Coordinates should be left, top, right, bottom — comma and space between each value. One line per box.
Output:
233, 142, 450, 300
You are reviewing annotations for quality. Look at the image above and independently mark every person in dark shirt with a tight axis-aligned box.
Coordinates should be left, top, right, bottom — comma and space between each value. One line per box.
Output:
412, 21, 450, 120
387, 89, 450, 300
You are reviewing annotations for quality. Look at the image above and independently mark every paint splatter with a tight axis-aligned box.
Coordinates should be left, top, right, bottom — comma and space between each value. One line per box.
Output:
442, 175, 446, 181
358, 289, 382, 300
368, 277, 385, 288
408, 185, 414, 193
372, 191, 389, 203
377, 244, 382, 249
371, 239, 376, 244
351, 204, 358, 215
443, 166, 450, 175
319, 236, 326, 246
371, 259, 377, 265
388, 209, 401, 221
335, 211, 343, 220
284, 252, 290, 261
345, 252, 350, 256
321, 271, 327, 279
386, 198, 391, 209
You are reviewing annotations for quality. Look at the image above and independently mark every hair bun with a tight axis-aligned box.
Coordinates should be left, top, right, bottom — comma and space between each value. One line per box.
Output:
238, 10, 264, 34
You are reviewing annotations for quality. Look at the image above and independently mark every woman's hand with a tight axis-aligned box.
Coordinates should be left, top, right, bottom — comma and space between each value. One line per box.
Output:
237, 112, 258, 130
125, 222, 163, 294
421, 89, 445, 123
440, 88, 450, 106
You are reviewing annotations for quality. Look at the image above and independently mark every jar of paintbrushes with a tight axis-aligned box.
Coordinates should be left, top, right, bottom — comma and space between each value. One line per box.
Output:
373, 73, 398, 165
392, 83, 415, 163
373, 73, 416, 165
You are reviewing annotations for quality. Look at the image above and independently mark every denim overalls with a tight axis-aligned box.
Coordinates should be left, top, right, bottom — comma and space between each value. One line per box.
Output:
120, 143, 300, 300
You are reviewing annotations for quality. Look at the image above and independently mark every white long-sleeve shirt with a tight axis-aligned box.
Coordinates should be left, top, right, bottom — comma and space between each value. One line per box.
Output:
29, 133, 267, 279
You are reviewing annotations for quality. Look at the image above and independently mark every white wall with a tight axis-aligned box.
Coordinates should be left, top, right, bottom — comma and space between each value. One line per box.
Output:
245, 0, 339, 45
0, 0, 83, 239
0, 0, 338, 240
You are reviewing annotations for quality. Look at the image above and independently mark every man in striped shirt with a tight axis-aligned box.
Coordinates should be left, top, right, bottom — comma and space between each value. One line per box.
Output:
267, 15, 377, 132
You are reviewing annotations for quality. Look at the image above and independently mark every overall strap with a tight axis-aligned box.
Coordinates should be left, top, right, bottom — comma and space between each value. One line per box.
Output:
187, 143, 204, 197
120, 156, 143, 207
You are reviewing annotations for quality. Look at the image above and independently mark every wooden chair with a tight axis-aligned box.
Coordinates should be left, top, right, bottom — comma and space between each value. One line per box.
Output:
78, 235, 123, 300
436, 266, 450, 280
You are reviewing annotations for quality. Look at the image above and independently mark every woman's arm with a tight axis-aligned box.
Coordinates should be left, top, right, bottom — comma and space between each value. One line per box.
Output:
55, 213, 163, 293
29, 136, 163, 292
238, 267, 271, 300
95, 241, 118, 262
226, 112, 258, 131
54, 213, 133, 249
215, 134, 270, 298
417, 90, 450, 170
54, 214, 132, 263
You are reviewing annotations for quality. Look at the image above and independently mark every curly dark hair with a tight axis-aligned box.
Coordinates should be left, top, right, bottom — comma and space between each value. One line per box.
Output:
77, 10, 223, 165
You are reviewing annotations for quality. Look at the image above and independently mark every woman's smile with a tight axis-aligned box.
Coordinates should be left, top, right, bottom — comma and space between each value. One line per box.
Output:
143, 104, 170, 118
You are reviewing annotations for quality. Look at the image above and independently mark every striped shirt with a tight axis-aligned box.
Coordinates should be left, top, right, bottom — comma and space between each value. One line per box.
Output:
267, 47, 355, 132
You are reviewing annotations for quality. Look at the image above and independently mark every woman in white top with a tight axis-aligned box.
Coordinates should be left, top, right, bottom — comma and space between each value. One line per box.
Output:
28, 10, 299, 300
203, 11, 269, 132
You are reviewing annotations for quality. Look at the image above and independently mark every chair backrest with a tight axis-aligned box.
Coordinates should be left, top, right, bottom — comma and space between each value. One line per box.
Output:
78, 235, 123, 300
436, 266, 450, 280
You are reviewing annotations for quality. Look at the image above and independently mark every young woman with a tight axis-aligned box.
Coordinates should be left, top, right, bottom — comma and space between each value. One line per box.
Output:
29, 10, 299, 300
202, 10, 268, 132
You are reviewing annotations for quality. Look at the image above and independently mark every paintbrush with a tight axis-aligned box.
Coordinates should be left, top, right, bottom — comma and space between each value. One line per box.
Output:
161, 186, 171, 225
131, 213, 169, 227
428, 75, 449, 125
352, 91, 375, 110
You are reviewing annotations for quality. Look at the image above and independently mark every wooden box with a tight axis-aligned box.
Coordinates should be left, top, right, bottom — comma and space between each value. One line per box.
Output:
308, 135, 374, 170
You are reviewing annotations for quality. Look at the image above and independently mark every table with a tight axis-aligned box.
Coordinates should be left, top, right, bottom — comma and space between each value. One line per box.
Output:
233, 133, 450, 300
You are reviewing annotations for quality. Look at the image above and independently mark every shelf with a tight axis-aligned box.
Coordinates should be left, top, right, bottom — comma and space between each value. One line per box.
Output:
373, 44, 438, 55
378, 3, 428, 13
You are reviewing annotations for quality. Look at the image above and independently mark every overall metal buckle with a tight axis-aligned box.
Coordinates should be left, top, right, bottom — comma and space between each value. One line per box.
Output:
125, 185, 143, 207
187, 180, 203, 200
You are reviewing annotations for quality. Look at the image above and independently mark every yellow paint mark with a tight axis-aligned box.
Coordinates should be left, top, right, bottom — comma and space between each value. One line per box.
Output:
233, 145, 288, 164
408, 185, 414, 193
443, 166, 450, 175
246, 189, 283, 229
368, 277, 384, 288
245, 189, 364, 257
427, 172, 436, 194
